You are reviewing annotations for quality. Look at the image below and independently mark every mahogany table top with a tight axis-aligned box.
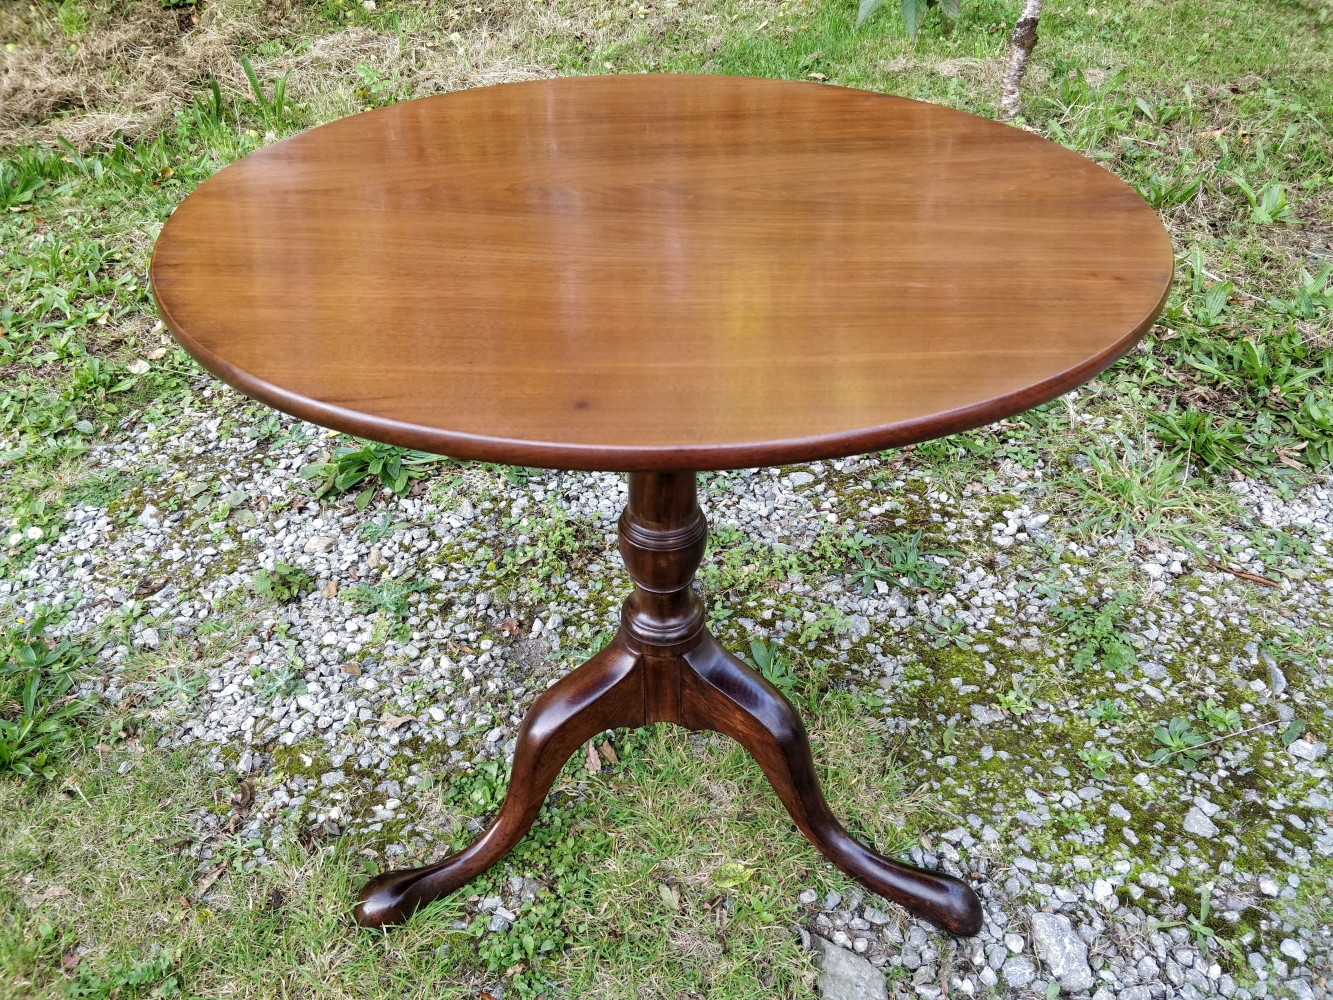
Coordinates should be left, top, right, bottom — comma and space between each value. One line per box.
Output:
150, 74, 1173, 471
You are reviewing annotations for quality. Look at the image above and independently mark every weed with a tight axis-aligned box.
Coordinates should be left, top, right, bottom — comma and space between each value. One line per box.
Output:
561, 626, 615, 666
997, 679, 1035, 716
1137, 172, 1202, 210
359, 513, 408, 542
3, 498, 63, 572
0, 161, 45, 210
65, 947, 177, 999
1050, 594, 1137, 673
1154, 888, 1234, 957
1055, 809, 1091, 833
64, 468, 159, 509
1065, 435, 1234, 538
1077, 747, 1116, 779
239, 54, 293, 129
1297, 388, 1333, 467
938, 721, 956, 750
747, 639, 799, 700
505, 507, 607, 587
922, 614, 970, 650
217, 831, 265, 875
1042, 69, 1134, 153
1149, 403, 1245, 473
1281, 719, 1307, 747
1148, 716, 1208, 771
301, 440, 442, 507
252, 563, 314, 604
503, 465, 543, 485
444, 758, 509, 815
1276, 264, 1333, 320
243, 412, 282, 442
257, 647, 305, 701
1194, 699, 1241, 733
0, 615, 93, 780
857, 0, 960, 36
190, 76, 227, 130
699, 525, 802, 599
1227, 175, 1297, 225
1087, 699, 1125, 724
353, 62, 400, 108
343, 576, 431, 625
799, 607, 852, 645
850, 531, 957, 595
54, 0, 89, 37
479, 463, 543, 486
149, 668, 205, 708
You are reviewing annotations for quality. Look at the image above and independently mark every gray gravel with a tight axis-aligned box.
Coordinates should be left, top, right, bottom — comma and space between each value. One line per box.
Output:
5, 384, 1333, 997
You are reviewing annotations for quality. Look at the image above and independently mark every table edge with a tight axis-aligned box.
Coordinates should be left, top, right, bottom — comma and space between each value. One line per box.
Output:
152, 273, 1170, 472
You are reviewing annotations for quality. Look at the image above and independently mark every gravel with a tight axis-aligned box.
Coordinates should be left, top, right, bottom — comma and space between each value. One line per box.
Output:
7, 387, 1333, 995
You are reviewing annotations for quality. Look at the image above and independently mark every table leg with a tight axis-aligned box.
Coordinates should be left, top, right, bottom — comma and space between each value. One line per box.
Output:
680, 633, 983, 936
354, 471, 982, 938
353, 633, 645, 928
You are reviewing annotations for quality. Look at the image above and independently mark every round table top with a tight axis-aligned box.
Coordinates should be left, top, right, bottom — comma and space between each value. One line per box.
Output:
151, 74, 1172, 472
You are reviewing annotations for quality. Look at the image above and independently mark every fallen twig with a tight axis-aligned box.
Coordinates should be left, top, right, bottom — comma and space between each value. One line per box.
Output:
1205, 558, 1281, 588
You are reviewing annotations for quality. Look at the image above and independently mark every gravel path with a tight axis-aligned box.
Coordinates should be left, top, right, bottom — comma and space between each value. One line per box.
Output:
7, 385, 1332, 998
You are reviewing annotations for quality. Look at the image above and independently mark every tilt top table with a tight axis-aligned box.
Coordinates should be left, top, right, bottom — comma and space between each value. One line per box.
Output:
151, 74, 1173, 938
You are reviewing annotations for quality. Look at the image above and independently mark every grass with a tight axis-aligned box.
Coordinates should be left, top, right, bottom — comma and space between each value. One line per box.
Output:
1, 699, 903, 998
2, 0, 1332, 995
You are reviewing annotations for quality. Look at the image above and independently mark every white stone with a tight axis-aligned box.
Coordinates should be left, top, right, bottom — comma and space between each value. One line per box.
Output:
1182, 807, 1219, 839
1002, 956, 1035, 988
304, 535, 336, 554
1279, 939, 1308, 964
1004, 933, 1025, 954
1288, 740, 1326, 762
1092, 879, 1117, 908
1029, 912, 1094, 993
808, 933, 888, 1000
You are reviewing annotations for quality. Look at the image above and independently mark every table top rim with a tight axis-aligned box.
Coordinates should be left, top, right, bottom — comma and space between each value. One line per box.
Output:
156, 304, 1166, 471
151, 73, 1174, 472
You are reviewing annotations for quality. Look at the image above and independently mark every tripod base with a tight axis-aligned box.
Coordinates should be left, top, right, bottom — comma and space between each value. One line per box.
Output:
354, 471, 982, 937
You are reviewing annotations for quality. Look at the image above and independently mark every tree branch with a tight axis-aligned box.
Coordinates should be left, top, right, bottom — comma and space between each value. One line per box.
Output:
998, 0, 1043, 122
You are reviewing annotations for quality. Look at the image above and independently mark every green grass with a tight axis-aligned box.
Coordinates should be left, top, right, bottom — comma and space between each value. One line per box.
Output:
2, 0, 1332, 995
1, 701, 905, 998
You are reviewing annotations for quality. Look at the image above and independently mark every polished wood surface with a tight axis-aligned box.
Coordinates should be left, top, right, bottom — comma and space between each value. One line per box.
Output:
151, 75, 1172, 472
356, 472, 983, 936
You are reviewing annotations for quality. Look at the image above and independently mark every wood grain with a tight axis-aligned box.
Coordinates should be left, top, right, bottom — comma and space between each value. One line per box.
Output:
151, 74, 1172, 472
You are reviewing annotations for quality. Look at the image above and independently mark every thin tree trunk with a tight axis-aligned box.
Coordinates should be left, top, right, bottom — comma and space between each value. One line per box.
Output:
999, 0, 1043, 122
